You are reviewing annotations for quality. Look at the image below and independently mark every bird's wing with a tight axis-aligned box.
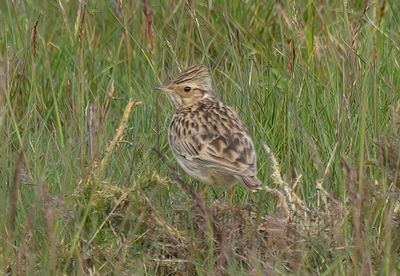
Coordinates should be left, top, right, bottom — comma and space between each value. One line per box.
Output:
169, 105, 257, 177
199, 131, 257, 176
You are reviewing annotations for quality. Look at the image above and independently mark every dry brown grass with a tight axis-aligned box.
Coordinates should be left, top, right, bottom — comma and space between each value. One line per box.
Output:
59, 138, 349, 275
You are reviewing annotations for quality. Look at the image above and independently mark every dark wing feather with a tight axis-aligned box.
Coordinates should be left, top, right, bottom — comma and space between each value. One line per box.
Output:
195, 131, 257, 176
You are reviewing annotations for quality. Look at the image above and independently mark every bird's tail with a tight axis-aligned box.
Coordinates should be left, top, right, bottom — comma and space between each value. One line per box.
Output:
240, 175, 262, 191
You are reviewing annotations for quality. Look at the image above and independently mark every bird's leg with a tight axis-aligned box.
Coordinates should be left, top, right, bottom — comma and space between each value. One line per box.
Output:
227, 186, 236, 208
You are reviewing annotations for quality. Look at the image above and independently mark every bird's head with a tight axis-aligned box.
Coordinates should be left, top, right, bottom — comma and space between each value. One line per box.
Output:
158, 64, 217, 108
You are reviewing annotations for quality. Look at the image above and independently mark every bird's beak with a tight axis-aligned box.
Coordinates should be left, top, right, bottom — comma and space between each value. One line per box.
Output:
156, 85, 173, 94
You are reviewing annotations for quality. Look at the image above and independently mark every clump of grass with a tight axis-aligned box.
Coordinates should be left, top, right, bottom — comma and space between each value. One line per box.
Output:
375, 100, 400, 231
70, 144, 344, 274
376, 100, 400, 190
0, 59, 6, 130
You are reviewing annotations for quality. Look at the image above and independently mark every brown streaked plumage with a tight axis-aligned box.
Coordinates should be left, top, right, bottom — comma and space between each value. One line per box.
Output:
159, 64, 262, 192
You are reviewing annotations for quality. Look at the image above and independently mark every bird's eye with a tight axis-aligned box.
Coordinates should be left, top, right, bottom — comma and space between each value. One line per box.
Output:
184, 86, 191, 92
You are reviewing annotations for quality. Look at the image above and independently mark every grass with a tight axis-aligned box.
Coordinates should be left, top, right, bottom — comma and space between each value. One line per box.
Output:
1, 0, 400, 274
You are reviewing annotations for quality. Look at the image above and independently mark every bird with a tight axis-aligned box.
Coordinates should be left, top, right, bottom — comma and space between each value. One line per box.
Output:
158, 64, 262, 205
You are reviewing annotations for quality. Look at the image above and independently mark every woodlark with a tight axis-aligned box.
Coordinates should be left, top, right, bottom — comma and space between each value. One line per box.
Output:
159, 64, 262, 199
